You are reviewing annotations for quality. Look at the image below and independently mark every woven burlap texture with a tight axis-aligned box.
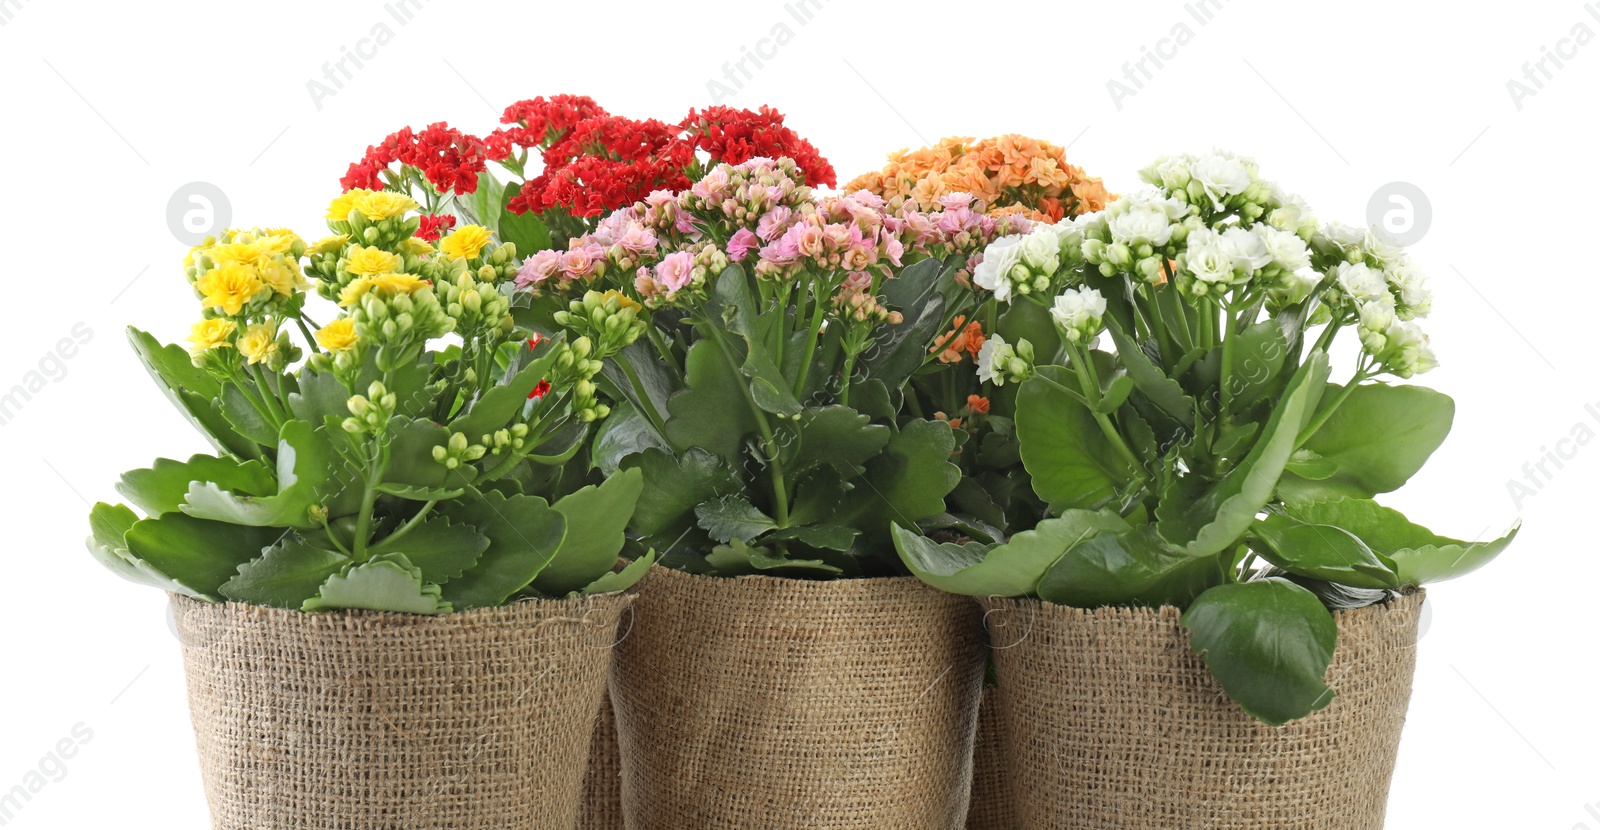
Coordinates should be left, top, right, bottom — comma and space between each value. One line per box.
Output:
611, 566, 987, 829
979, 590, 1425, 830
965, 685, 1017, 830
171, 592, 633, 830
578, 690, 623, 830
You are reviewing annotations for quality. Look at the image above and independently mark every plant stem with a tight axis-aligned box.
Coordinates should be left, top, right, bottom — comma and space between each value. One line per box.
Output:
1296, 367, 1368, 447
1219, 299, 1237, 415
376, 500, 438, 550
643, 325, 683, 384
791, 279, 830, 399
707, 324, 790, 527
295, 317, 322, 354
617, 354, 669, 439
1056, 345, 1147, 481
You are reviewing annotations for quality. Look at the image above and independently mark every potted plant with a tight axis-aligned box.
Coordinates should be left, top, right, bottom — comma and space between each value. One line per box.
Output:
513, 155, 1019, 829
849, 133, 1112, 830
86, 192, 652, 829
892, 151, 1519, 829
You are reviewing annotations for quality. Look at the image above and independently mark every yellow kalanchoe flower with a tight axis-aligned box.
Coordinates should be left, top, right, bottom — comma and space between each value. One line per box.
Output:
600, 289, 642, 312
398, 237, 434, 257
327, 189, 370, 222
257, 256, 308, 296
186, 318, 237, 355
345, 245, 402, 276
439, 225, 492, 261
256, 230, 303, 255
237, 322, 279, 365
368, 272, 428, 295
208, 242, 267, 268
196, 262, 265, 316
308, 234, 350, 256
339, 277, 376, 307
315, 317, 359, 352
353, 191, 419, 221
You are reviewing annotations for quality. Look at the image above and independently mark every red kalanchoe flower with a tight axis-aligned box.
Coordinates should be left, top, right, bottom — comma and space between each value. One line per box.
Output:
527, 333, 546, 350
415, 214, 457, 243
498, 95, 609, 151
341, 122, 492, 195
528, 379, 552, 401
681, 105, 837, 188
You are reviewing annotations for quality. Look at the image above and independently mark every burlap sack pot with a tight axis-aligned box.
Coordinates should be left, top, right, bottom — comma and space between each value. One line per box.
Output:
170, 592, 633, 830
965, 685, 1017, 830
610, 565, 987, 829
577, 691, 623, 830
978, 590, 1426, 830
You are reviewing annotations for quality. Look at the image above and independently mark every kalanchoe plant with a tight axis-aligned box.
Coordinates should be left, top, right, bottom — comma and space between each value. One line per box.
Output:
517, 157, 1021, 578
87, 190, 653, 614
894, 151, 1520, 724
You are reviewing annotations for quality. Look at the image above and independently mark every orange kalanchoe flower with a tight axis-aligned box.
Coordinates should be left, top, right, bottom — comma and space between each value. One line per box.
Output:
966, 394, 991, 415
930, 315, 987, 364
847, 134, 1112, 223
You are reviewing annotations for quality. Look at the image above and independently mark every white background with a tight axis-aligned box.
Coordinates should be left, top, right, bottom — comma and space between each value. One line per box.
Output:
1, 0, 1594, 826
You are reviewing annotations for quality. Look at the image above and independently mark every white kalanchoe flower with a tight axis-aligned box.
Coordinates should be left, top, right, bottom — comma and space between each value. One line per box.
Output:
1257, 225, 1311, 272
976, 334, 1013, 385
1385, 258, 1432, 319
1190, 152, 1254, 207
1362, 229, 1405, 270
1183, 229, 1240, 291
1050, 287, 1107, 344
1356, 298, 1399, 355
1140, 154, 1193, 191
1382, 320, 1439, 378
1019, 225, 1063, 273
1219, 226, 1273, 272
1335, 261, 1390, 305
1322, 222, 1366, 254
1107, 199, 1177, 247
974, 234, 1026, 303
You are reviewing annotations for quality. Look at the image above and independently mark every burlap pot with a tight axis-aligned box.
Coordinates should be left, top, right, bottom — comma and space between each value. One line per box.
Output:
170, 592, 633, 830
611, 566, 987, 829
979, 590, 1426, 830
577, 690, 623, 830
965, 685, 1017, 830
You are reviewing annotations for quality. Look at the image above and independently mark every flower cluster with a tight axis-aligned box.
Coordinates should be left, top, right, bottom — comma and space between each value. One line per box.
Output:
341, 122, 494, 196
183, 228, 311, 370
846, 135, 1112, 223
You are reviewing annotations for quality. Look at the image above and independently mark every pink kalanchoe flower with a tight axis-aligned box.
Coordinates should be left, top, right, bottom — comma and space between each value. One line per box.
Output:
881, 231, 905, 267
939, 192, 976, 211
692, 167, 731, 201
616, 223, 658, 254
757, 206, 793, 241
792, 224, 827, 258
760, 234, 802, 266
726, 228, 760, 262
559, 247, 597, 280
516, 249, 563, 288
655, 250, 695, 294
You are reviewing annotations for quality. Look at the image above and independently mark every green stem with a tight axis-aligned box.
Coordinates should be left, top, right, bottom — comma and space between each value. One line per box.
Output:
1219, 300, 1237, 414
707, 324, 790, 527
1052, 346, 1147, 481
375, 500, 438, 550
643, 325, 682, 384
1297, 366, 1368, 447
295, 317, 322, 354
791, 280, 830, 399
840, 350, 860, 407
617, 354, 669, 439
351, 443, 390, 559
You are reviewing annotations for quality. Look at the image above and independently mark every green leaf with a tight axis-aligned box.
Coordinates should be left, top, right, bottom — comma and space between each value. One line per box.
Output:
466, 169, 506, 235
996, 300, 1060, 365
498, 182, 553, 254
1282, 498, 1520, 587
707, 264, 759, 339
1182, 578, 1338, 726
1278, 384, 1455, 502
592, 401, 670, 476
1229, 319, 1292, 410
123, 512, 284, 600
219, 382, 282, 446
838, 419, 961, 539
1251, 513, 1399, 589
182, 420, 335, 529
1095, 374, 1136, 414
85, 503, 211, 599
1016, 366, 1138, 511
127, 327, 262, 461
369, 515, 490, 584
447, 350, 558, 440
665, 339, 759, 460
302, 555, 451, 614
117, 455, 276, 517
1037, 524, 1222, 608
287, 364, 351, 426
695, 494, 778, 543
894, 510, 1128, 597
743, 343, 802, 418
580, 549, 657, 596
1157, 350, 1329, 556
1106, 325, 1194, 426
382, 417, 454, 490
438, 491, 566, 608
622, 447, 740, 536
763, 524, 859, 552
704, 538, 843, 577
790, 406, 890, 478
219, 535, 350, 608
536, 468, 645, 595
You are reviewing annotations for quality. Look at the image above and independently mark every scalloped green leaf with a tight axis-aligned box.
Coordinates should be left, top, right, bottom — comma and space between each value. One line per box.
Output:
1278, 384, 1455, 502
85, 502, 212, 599
219, 535, 350, 608
127, 326, 263, 460
117, 455, 276, 517
302, 555, 450, 614
579, 549, 657, 596
1250, 512, 1400, 589
122, 512, 284, 600
696, 494, 777, 543
369, 515, 489, 584
894, 509, 1128, 598
789, 406, 890, 479
438, 491, 566, 608
1037, 524, 1221, 608
665, 339, 759, 460
1182, 578, 1338, 726
621, 447, 740, 536
447, 350, 558, 440
182, 419, 334, 529
536, 467, 645, 595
